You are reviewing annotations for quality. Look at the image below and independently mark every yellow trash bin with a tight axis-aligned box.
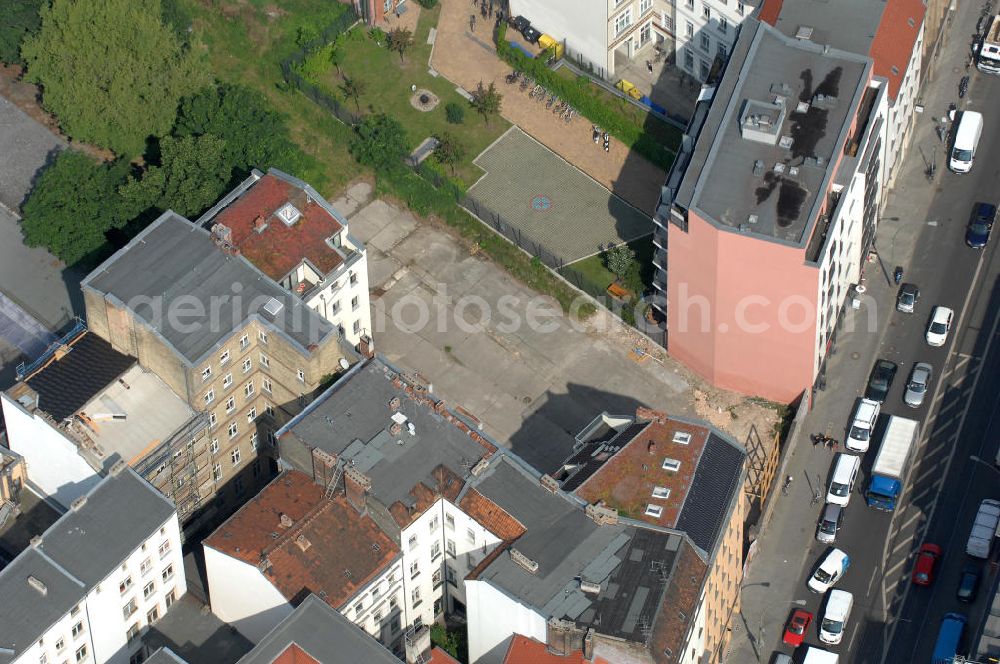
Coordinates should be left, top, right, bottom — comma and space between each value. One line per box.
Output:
616, 79, 643, 100
538, 34, 564, 59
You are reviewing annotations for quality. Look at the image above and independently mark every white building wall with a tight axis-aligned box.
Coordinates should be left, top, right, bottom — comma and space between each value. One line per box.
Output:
1, 393, 100, 508
340, 560, 404, 650
465, 579, 547, 664
674, 0, 749, 80
678, 588, 708, 664
306, 246, 371, 346
203, 545, 293, 643
508, 0, 609, 74
884, 21, 924, 190
14, 608, 90, 664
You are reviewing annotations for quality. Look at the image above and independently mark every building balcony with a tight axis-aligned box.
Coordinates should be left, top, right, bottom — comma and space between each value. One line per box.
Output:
652, 226, 667, 250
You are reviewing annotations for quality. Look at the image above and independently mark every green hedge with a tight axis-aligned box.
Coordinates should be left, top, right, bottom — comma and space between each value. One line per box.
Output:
496, 22, 676, 170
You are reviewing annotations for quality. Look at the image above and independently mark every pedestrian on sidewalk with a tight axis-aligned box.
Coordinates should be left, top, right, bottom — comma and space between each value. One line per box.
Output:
647, 60, 654, 73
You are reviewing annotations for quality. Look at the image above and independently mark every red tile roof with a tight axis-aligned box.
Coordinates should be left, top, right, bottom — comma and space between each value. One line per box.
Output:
427, 647, 462, 664
204, 470, 398, 610
213, 173, 344, 282
573, 409, 711, 528
459, 489, 526, 541
502, 635, 611, 664
870, 0, 926, 100
271, 644, 320, 664
757, 0, 783, 25
649, 541, 710, 661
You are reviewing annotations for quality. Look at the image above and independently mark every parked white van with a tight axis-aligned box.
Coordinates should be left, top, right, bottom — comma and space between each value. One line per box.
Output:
819, 590, 854, 644
826, 454, 861, 506
950, 110, 984, 173
808, 548, 851, 593
847, 398, 880, 452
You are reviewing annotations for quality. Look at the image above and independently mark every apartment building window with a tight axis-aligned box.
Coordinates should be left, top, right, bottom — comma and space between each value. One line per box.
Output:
737, 1, 745, 14
71, 605, 80, 617
355, 602, 364, 618
265, 402, 274, 417
445, 565, 457, 586
685, 0, 694, 9
267, 430, 277, 446
258, 330, 268, 344
718, 16, 728, 35
225, 396, 236, 414
123, 599, 137, 619
146, 607, 159, 624
220, 350, 230, 365
429, 515, 440, 532
39, 654, 48, 664
140, 558, 152, 576
201, 366, 212, 381
389, 594, 398, 610
262, 377, 272, 394
204, 389, 215, 405
432, 569, 443, 589
120, 576, 132, 594
75, 645, 87, 663
408, 534, 418, 550
685, 21, 694, 38
252, 459, 261, 478
143, 580, 155, 599
718, 43, 727, 58
71, 622, 83, 638
162, 563, 174, 581
209, 413, 219, 430
250, 431, 259, 450
297, 369, 305, 383
244, 381, 254, 398
431, 541, 442, 560
351, 295, 360, 311
242, 358, 252, 374
239, 334, 250, 350
126, 624, 139, 642
165, 588, 176, 608
411, 587, 421, 607
350, 272, 359, 286
662, 12, 673, 31
247, 407, 257, 422
331, 300, 341, 314
640, 21, 652, 45
231, 447, 241, 465
234, 477, 245, 496
613, 8, 633, 37
467, 528, 476, 544
446, 539, 456, 557
410, 561, 419, 578
159, 541, 171, 559
684, 49, 694, 71
353, 320, 361, 335
640, 0, 652, 13
700, 58, 710, 79
700, 33, 710, 52
445, 513, 455, 530
702, 4, 710, 19
223, 373, 233, 389
210, 438, 219, 454
55, 638, 65, 652
213, 463, 222, 481
259, 354, 269, 369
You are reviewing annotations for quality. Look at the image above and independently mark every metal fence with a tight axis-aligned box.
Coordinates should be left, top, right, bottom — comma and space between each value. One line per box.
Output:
279, 10, 363, 128
460, 197, 566, 269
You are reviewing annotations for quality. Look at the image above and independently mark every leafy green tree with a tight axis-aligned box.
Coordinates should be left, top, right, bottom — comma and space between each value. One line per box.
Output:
328, 42, 344, 77
21, 151, 131, 265
470, 80, 502, 126
340, 76, 366, 113
174, 83, 304, 177
120, 134, 230, 218
0, 0, 44, 65
20, 0, 207, 156
605, 243, 636, 281
445, 102, 465, 124
349, 114, 409, 172
433, 133, 466, 175
387, 28, 413, 64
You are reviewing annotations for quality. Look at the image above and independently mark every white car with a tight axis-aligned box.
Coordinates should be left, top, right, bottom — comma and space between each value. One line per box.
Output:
846, 398, 880, 453
808, 548, 850, 593
819, 589, 854, 644
926, 306, 953, 346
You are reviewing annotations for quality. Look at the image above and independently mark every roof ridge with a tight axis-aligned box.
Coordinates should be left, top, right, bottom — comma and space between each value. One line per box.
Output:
262, 494, 336, 563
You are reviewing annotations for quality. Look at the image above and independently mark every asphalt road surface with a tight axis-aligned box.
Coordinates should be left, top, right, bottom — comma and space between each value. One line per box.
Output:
761, 67, 1000, 663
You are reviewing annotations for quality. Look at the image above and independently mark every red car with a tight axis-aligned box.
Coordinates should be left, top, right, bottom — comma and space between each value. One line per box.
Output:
912, 543, 943, 586
782, 608, 813, 647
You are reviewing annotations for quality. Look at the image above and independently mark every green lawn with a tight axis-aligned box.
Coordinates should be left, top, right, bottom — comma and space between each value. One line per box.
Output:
317, 8, 510, 186
553, 66, 682, 153
563, 236, 654, 294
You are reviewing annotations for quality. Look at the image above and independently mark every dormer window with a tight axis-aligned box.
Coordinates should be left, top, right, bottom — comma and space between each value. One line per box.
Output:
277, 203, 301, 226
672, 431, 691, 445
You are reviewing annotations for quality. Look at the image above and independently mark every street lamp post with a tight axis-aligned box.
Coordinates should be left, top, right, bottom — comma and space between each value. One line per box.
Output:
757, 599, 807, 662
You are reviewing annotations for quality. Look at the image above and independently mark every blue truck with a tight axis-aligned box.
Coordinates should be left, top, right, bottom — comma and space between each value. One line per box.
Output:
931, 613, 966, 664
866, 416, 920, 511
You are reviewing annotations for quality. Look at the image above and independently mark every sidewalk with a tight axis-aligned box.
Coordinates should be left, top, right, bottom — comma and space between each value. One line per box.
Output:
724, 6, 975, 661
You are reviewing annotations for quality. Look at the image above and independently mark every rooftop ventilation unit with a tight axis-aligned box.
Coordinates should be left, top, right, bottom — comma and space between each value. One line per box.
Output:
748, 214, 759, 225
739, 99, 786, 145
263, 297, 284, 317
510, 548, 539, 574
789, 166, 800, 177
778, 135, 794, 149
753, 160, 765, 176
774, 163, 786, 175
580, 580, 602, 594
277, 203, 301, 226
796, 101, 810, 113
27, 576, 47, 596
795, 26, 814, 40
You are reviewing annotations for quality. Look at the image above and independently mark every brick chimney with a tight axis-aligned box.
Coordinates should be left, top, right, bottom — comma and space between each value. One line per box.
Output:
358, 334, 375, 359
344, 467, 372, 513
311, 448, 337, 486
647, 440, 656, 455
253, 215, 267, 233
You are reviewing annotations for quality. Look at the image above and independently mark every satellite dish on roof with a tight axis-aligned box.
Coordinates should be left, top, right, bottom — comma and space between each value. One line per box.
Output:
339, 358, 350, 370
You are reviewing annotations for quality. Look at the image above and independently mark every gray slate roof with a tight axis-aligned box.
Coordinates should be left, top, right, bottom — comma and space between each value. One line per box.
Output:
144, 648, 188, 664
0, 468, 176, 661
470, 457, 679, 642
673, 18, 871, 247
82, 211, 337, 367
766, 0, 886, 56
281, 359, 494, 511
237, 594, 399, 664
675, 431, 747, 554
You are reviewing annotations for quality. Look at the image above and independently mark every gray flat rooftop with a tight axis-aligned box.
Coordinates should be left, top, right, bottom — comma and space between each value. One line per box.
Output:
0, 468, 176, 662
82, 212, 336, 367
76, 364, 195, 466
675, 18, 871, 246
470, 457, 678, 642
767, 0, 885, 56
282, 359, 495, 515
238, 594, 399, 664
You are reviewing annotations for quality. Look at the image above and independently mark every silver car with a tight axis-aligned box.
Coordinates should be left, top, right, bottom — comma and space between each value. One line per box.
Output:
904, 362, 933, 408
817, 503, 844, 543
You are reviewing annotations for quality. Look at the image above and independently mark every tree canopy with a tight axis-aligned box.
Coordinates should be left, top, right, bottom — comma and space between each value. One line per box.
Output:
120, 134, 231, 218
174, 83, 306, 178
0, 0, 44, 65
350, 114, 409, 172
470, 81, 502, 126
20, 0, 207, 156
20, 150, 131, 266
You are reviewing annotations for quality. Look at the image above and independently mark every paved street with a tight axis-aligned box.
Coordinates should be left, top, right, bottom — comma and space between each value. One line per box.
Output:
729, 1, 1000, 662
